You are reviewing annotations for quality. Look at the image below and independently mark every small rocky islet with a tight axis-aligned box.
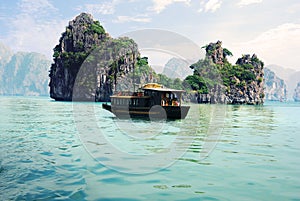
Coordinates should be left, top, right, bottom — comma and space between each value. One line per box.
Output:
48, 12, 266, 104
185, 41, 265, 104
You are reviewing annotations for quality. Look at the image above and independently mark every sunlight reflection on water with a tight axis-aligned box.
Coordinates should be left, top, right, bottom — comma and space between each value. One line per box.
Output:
0, 97, 299, 200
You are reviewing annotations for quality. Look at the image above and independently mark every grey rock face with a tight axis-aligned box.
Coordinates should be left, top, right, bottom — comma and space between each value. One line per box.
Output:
226, 54, 264, 105
49, 13, 139, 101
264, 68, 287, 101
198, 41, 265, 105
294, 82, 300, 102
0, 48, 50, 96
205, 40, 224, 65
266, 64, 300, 101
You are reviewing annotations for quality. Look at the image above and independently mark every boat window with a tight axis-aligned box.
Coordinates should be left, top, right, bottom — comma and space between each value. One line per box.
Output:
145, 99, 150, 107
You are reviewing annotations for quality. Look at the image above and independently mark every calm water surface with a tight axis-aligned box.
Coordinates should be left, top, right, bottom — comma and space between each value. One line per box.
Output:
0, 96, 299, 200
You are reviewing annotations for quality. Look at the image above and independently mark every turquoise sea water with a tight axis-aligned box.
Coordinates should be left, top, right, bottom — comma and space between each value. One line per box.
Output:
0, 96, 299, 201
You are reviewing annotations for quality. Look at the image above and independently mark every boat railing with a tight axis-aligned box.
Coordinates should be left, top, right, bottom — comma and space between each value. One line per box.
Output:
113, 91, 144, 97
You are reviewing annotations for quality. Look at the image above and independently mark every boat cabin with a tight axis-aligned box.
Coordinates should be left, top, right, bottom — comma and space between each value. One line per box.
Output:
110, 84, 184, 108
143, 87, 183, 107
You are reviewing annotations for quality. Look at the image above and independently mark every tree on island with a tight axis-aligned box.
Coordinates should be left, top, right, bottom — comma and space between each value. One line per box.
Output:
183, 41, 265, 104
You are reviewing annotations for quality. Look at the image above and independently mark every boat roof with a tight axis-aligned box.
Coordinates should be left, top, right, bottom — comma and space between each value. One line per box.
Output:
142, 87, 185, 93
111, 95, 151, 99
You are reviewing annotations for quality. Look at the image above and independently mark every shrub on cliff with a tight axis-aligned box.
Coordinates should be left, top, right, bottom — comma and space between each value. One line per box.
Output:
184, 41, 265, 104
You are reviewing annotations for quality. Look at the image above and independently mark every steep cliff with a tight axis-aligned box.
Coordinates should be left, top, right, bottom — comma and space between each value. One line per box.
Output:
226, 54, 264, 104
185, 41, 264, 104
294, 82, 300, 102
49, 13, 139, 101
0, 47, 50, 96
266, 64, 300, 100
0, 42, 13, 67
204, 40, 226, 65
0, 43, 13, 86
264, 68, 287, 101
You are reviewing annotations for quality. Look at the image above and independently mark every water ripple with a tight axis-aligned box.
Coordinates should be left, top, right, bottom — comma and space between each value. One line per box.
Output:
1, 97, 300, 200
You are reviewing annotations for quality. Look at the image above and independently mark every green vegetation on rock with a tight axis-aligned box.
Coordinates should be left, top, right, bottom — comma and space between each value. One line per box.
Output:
49, 13, 144, 101
185, 46, 263, 93
89, 20, 105, 35
183, 40, 265, 104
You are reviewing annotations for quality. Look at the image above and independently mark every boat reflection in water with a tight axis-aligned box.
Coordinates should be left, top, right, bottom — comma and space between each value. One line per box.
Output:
102, 83, 190, 120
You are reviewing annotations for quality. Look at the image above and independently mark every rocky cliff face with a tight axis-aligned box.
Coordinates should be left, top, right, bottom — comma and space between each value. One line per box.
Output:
264, 68, 287, 101
294, 82, 300, 102
0, 43, 13, 90
0, 43, 50, 96
0, 42, 13, 67
226, 54, 264, 104
49, 13, 139, 101
188, 41, 264, 105
205, 40, 225, 65
266, 65, 300, 100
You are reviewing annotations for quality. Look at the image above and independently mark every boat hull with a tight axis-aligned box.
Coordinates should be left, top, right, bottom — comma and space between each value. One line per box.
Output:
102, 103, 189, 120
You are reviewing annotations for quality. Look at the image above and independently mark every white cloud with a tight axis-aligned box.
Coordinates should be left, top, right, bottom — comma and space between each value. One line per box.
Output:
205, 0, 222, 12
2, 0, 67, 59
18, 0, 57, 16
286, 2, 300, 14
78, 2, 115, 15
113, 15, 152, 23
231, 23, 300, 70
237, 0, 263, 7
150, 0, 191, 13
198, 0, 222, 13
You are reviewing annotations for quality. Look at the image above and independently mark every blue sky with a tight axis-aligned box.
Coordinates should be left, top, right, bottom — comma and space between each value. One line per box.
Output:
0, 0, 300, 70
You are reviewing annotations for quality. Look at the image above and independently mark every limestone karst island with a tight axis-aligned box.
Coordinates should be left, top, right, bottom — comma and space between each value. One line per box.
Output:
49, 13, 265, 105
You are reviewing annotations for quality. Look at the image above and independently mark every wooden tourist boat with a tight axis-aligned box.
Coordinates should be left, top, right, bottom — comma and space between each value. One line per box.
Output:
102, 83, 190, 119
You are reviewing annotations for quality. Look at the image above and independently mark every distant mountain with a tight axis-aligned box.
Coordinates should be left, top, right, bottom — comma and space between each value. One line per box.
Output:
294, 82, 300, 102
0, 43, 13, 79
266, 64, 300, 100
266, 64, 296, 80
0, 43, 13, 65
162, 57, 193, 80
289, 71, 300, 98
264, 68, 287, 101
0, 43, 51, 96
